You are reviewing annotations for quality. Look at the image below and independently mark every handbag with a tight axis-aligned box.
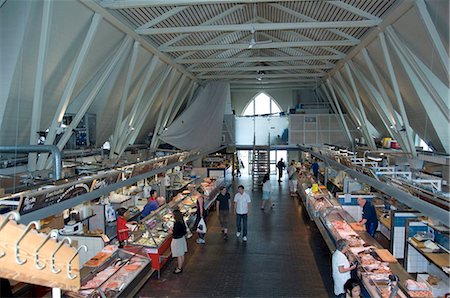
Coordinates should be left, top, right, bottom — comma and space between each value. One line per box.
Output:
196, 218, 207, 234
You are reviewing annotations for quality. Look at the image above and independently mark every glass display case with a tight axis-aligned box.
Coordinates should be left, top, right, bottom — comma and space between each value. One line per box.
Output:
67, 246, 151, 298
317, 207, 413, 298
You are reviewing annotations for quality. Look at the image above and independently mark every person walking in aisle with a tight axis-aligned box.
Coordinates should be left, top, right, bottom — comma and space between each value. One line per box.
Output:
260, 173, 273, 210
276, 158, 286, 182
332, 239, 357, 297
234, 185, 251, 242
312, 159, 320, 180
357, 197, 379, 237
287, 161, 299, 195
194, 187, 207, 244
216, 186, 231, 240
170, 209, 187, 274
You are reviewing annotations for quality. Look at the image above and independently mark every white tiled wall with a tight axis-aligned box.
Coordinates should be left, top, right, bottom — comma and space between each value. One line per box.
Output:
407, 244, 428, 273
393, 227, 405, 258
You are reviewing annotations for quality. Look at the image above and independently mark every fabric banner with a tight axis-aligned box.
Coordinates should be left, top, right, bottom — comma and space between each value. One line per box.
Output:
160, 82, 229, 151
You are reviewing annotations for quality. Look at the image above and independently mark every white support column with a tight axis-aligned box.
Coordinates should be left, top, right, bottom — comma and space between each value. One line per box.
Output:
127, 55, 160, 127
316, 87, 338, 114
150, 70, 179, 150
159, 75, 187, 132
323, 82, 353, 144
332, 73, 375, 149
153, 75, 188, 149
113, 54, 161, 156
37, 13, 102, 170
347, 61, 406, 149
28, 0, 52, 172
386, 27, 450, 153
167, 80, 195, 126
379, 32, 416, 156
415, 0, 449, 74
115, 66, 173, 158
361, 48, 404, 127
342, 65, 377, 149
55, 36, 132, 155
111, 40, 140, 155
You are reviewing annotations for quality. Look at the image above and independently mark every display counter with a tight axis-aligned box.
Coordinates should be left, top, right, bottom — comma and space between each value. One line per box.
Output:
128, 178, 223, 277
318, 207, 415, 298
66, 245, 151, 298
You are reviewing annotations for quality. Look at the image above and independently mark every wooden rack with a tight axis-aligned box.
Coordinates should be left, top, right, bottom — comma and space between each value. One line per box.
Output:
0, 212, 83, 291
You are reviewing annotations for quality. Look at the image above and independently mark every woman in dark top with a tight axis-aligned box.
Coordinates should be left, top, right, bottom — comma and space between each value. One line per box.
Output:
170, 209, 187, 274
215, 186, 230, 239
194, 187, 207, 244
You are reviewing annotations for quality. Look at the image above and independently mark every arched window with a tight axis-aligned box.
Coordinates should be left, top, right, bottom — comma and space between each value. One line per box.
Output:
242, 92, 282, 116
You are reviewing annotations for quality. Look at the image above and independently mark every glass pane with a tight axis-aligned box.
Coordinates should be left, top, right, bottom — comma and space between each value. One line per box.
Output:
254, 93, 271, 115
242, 101, 254, 116
271, 99, 282, 113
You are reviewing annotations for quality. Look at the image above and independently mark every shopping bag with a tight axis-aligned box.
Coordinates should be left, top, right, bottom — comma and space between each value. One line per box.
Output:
196, 218, 207, 234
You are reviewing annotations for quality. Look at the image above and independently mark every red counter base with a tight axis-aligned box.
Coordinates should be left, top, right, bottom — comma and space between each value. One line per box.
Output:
145, 236, 172, 278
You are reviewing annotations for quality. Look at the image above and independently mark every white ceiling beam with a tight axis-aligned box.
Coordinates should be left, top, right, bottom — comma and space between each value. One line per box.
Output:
56, 36, 132, 156
111, 41, 140, 156
137, 20, 380, 35
161, 40, 358, 52
378, 32, 416, 156
269, 3, 359, 42
198, 73, 323, 79
231, 84, 315, 90
159, 5, 245, 48
231, 79, 318, 84
190, 64, 333, 72
321, 83, 353, 143
176, 55, 344, 64
136, 6, 187, 30
102, 0, 332, 9
79, 0, 198, 82
257, 18, 347, 57
415, 0, 449, 76
29, 0, 52, 172
328, 1, 381, 21
323, 1, 414, 81
37, 13, 102, 170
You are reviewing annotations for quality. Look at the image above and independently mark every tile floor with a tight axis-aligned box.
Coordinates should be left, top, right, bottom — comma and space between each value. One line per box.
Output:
138, 177, 335, 297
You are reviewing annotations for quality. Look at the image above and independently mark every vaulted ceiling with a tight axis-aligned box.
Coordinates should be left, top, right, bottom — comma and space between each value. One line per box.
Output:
100, 0, 398, 89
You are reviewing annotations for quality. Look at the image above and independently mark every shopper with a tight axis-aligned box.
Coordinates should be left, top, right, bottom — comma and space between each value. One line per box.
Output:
116, 207, 130, 248
276, 158, 286, 182
234, 185, 251, 242
287, 161, 299, 195
312, 159, 319, 180
195, 187, 207, 244
332, 239, 357, 297
357, 197, 379, 237
216, 186, 231, 239
260, 173, 273, 210
344, 278, 362, 298
170, 209, 187, 274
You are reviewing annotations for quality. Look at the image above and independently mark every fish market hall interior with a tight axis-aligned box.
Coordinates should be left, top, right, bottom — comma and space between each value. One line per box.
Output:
0, 0, 449, 297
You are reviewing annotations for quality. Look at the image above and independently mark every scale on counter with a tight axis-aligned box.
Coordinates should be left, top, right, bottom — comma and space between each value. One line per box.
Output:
59, 221, 83, 235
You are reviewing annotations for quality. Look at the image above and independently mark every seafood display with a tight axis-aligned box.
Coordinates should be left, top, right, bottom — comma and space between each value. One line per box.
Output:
68, 248, 150, 298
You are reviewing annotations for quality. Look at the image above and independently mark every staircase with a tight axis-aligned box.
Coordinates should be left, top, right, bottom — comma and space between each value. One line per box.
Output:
251, 146, 270, 190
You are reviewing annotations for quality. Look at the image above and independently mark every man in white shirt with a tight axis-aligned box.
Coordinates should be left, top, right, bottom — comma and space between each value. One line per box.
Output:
234, 185, 251, 242
332, 239, 356, 296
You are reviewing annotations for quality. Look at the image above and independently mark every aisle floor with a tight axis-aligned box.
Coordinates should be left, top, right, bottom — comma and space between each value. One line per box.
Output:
138, 176, 335, 297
